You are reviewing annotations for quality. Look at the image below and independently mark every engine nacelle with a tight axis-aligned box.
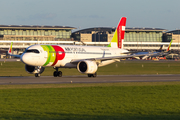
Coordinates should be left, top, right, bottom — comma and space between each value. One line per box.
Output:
77, 60, 98, 74
25, 64, 45, 74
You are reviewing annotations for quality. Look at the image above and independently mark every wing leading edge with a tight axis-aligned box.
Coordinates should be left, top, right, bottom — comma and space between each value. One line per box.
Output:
70, 52, 154, 64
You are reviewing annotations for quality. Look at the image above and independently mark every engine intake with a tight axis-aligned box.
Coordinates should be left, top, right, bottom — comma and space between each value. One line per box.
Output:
77, 60, 98, 74
25, 64, 45, 74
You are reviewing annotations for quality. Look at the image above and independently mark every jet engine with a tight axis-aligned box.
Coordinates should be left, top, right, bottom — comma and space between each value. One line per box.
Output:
77, 60, 98, 74
25, 64, 45, 74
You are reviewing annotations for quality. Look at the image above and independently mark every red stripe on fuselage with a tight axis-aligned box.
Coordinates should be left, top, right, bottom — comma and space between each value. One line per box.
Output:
51, 45, 65, 66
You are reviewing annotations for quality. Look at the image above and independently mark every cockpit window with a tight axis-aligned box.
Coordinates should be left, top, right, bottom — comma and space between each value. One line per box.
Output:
26, 49, 40, 53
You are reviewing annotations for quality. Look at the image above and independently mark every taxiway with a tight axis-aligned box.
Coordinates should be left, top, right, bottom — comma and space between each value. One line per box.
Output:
0, 74, 180, 85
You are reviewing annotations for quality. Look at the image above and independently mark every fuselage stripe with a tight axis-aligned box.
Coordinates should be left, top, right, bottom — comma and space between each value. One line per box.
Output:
41, 45, 65, 66
41, 45, 55, 66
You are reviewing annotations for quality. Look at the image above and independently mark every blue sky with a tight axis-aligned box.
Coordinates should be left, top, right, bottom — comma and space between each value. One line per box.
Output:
0, 0, 179, 31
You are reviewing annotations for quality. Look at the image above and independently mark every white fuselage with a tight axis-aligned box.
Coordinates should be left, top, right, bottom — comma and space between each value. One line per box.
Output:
21, 44, 129, 68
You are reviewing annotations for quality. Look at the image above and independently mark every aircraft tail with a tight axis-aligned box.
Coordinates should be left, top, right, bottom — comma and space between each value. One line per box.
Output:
107, 17, 126, 49
8, 42, 21, 58
157, 45, 163, 52
166, 39, 173, 52
8, 42, 13, 54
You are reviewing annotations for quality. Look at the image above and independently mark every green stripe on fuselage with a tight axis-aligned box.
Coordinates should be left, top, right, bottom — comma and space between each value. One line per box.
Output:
41, 45, 56, 66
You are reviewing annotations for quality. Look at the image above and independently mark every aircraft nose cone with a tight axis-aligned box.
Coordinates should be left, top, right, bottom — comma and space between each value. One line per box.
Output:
21, 54, 29, 64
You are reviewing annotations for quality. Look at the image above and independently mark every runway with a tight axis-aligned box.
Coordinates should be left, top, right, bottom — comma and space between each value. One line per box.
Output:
0, 74, 180, 85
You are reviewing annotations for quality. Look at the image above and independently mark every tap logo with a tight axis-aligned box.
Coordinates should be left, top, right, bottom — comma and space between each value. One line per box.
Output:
41, 45, 65, 66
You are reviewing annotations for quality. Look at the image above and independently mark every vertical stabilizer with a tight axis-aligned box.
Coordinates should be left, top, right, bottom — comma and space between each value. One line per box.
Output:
166, 39, 173, 51
7, 42, 21, 58
107, 17, 126, 49
157, 45, 163, 52
8, 42, 13, 54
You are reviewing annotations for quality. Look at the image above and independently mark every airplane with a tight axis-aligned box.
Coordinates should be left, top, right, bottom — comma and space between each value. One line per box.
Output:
8, 17, 153, 77
134, 39, 173, 60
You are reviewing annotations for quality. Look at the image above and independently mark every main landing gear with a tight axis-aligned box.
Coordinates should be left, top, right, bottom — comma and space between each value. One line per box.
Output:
53, 67, 62, 77
88, 73, 97, 77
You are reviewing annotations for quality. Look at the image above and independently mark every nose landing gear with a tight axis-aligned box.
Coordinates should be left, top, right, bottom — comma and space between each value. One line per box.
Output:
53, 67, 62, 77
35, 73, 41, 77
34, 66, 45, 77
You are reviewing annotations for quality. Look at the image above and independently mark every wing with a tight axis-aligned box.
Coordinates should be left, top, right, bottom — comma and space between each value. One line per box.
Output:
8, 54, 21, 58
70, 52, 154, 64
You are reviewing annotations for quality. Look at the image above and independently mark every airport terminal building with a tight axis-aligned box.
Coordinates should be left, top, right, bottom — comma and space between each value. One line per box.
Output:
0, 25, 76, 41
0, 24, 178, 44
0, 25, 175, 44
71, 27, 180, 52
71, 27, 169, 42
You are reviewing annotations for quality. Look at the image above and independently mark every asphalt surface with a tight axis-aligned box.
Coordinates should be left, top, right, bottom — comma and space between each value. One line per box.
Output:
0, 74, 180, 85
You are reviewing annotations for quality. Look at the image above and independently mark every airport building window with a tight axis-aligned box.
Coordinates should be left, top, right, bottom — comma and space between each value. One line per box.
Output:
0, 30, 4, 35
45, 31, 48, 36
19, 30, 23, 35
12, 30, 15, 35
4, 30, 8, 35
23, 30, 26, 35
124, 31, 163, 42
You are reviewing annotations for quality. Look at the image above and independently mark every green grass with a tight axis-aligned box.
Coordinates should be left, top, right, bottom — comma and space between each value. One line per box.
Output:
0, 82, 180, 120
0, 60, 180, 76
1, 60, 180, 119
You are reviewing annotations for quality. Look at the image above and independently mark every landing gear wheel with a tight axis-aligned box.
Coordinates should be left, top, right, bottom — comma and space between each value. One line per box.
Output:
92, 73, 97, 77
58, 71, 62, 77
53, 71, 62, 77
35, 73, 40, 77
88, 74, 92, 77
88, 73, 97, 77
53, 67, 63, 77
53, 71, 58, 77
